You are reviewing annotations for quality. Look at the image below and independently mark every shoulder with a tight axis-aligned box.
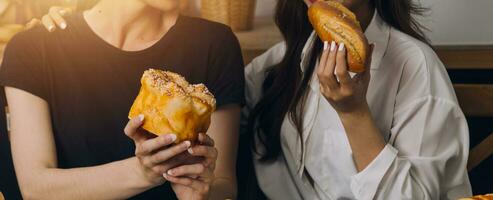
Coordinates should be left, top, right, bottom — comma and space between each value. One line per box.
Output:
244, 42, 286, 106
385, 29, 459, 106
180, 16, 230, 30
6, 13, 82, 52
180, 16, 237, 42
386, 29, 438, 73
6, 26, 48, 50
180, 16, 242, 60
2, 25, 55, 63
246, 42, 286, 78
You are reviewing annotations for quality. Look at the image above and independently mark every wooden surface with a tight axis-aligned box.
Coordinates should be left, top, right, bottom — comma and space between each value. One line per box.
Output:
235, 17, 282, 64
454, 84, 493, 117
435, 45, 493, 70
235, 17, 493, 68
235, 17, 282, 51
468, 132, 493, 171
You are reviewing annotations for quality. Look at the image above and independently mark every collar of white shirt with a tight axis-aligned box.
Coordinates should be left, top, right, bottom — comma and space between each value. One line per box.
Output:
300, 9, 390, 73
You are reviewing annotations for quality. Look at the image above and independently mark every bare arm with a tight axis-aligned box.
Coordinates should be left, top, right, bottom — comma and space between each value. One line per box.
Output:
338, 108, 385, 171
6, 87, 189, 199
207, 104, 241, 199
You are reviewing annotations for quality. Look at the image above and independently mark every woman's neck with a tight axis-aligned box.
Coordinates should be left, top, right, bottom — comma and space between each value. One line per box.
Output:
84, 0, 180, 51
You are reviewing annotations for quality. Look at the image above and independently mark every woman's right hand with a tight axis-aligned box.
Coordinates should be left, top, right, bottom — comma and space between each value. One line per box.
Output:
125, 115, 194, 186
26, 6, 72, 32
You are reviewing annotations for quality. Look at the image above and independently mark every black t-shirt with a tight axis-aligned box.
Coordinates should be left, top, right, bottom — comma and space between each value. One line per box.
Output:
0, 13, 244, 199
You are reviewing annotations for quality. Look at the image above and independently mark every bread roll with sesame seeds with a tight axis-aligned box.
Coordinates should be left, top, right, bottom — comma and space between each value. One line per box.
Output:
128, 69, 216, 144
308, 0, 370, 73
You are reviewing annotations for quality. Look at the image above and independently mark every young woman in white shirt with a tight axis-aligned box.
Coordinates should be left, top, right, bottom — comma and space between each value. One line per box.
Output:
40, 0, 472, 199
240, 0, 472, 199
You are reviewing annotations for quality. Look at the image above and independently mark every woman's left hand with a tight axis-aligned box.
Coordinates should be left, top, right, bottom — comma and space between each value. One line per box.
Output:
317, 41, 374, 114
164, 133, 218, 200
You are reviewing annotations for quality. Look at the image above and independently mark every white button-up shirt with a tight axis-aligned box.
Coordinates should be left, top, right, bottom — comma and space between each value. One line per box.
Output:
244, 12, 472, 200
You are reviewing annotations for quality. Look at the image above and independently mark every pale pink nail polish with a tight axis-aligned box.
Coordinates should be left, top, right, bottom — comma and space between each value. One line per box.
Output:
167, 134, 177, 142
330, 41, 336, 51
323, 41, 329, 50
138, 114, 145, 122
338, 43, 345, 51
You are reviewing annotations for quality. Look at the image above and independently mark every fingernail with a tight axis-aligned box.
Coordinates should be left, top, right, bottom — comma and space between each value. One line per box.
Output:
330, 41, 336, 51
323, 41, 329, 50
138, 114, 145, 122
167, 170, 174, 175
48, 26, 55, 32
167, 134, 177, 142
184, 141, 191, 148
338, 43, 345, 51
188, 148, 194, 154
60, 22, 67, 29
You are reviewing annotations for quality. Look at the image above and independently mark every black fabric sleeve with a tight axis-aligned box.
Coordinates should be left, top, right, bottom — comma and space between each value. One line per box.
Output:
0, 30, 49, 101
206, 26, 245, 108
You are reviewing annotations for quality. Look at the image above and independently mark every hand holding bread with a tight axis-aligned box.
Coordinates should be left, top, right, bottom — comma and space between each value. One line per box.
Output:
164, 133, 218, 200
311, 0, 375, 114
126, 69, 218, 198
317, 40, 374, 114
124, 115, 199, 186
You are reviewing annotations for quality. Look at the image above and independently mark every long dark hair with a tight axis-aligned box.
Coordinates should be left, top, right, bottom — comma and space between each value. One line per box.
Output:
247, 0, 429, 162
237, 2, 317, 199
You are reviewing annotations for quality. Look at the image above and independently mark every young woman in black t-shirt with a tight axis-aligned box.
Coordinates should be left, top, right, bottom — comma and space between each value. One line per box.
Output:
0, 0, 244, 199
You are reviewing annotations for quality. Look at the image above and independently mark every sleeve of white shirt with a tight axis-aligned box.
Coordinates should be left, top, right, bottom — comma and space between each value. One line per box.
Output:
243, 42, 286, 114
349, 46, 472, 200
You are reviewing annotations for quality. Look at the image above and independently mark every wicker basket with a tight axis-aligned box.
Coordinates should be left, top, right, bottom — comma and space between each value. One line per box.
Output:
201, 0, 231, 25
201, 0, 257, 31
230, 0, 257, 31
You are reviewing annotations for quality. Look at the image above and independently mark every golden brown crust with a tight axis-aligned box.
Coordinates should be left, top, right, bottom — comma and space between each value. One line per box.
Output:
128, 69, 216, 144
460, 194, 493, 200
308, 0, 370, 73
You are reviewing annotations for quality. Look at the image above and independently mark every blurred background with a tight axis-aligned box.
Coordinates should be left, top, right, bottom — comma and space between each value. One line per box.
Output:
193, 0, 493, 45
0, 0, 492, 199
